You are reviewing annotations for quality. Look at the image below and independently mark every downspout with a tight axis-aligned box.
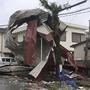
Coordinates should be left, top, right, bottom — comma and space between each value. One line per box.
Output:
40, 37, 43, 61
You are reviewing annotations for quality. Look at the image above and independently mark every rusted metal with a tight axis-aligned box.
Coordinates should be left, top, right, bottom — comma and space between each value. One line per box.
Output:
24, 20, 37, 65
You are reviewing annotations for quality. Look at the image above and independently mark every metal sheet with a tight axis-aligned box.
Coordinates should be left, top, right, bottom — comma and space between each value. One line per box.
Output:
23, 20, 37, 65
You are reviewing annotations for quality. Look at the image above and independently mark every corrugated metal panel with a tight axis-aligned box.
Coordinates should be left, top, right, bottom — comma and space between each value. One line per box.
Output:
37, 24, 52, 34
8, 9, 48, 29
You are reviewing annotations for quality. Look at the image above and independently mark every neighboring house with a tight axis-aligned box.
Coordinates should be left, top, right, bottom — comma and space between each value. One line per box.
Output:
71, 30, 90, 61
60, 23, 88, 52
71, 41, 86, 60
0, 28, 13, 57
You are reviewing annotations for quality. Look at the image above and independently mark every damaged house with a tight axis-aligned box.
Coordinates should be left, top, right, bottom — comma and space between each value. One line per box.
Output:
5, 9, 77, 80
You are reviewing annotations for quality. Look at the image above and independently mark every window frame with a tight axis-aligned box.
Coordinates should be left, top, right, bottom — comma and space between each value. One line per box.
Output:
72, 32, 85, 43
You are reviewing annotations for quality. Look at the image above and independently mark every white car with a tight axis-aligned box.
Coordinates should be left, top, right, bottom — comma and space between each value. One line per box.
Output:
0, 57, 17, 66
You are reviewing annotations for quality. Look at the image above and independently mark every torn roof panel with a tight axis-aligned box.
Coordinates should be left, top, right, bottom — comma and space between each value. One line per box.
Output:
37, 23, 53, 35
8, 8, 48, 29
37, 24, 53, 42
13, 23, 52, 35
12, 23, 27, 33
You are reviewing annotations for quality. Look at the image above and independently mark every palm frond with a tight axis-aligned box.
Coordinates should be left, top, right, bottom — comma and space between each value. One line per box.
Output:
39, 0, 51, 10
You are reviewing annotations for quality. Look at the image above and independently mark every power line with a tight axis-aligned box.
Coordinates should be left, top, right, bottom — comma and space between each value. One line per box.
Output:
59, 10, 90, 17
60, 0, 87, 12
59, 7, 90, 16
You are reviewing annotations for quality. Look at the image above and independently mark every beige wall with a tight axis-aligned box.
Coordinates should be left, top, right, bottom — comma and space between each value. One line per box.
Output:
74, 43, 85, 60
74, 43, 90, 60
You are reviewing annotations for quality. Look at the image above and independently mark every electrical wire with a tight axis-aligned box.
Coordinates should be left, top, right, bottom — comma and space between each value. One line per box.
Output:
59, 10, 90, 17
60, 0, 87, 11
59, 7, 90, 16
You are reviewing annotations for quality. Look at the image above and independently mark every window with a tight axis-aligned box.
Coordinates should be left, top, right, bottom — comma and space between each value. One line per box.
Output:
61, 32, 66, 41
2, 58, 5, 62
6, 59, 10, 62
72, 33, 85, 43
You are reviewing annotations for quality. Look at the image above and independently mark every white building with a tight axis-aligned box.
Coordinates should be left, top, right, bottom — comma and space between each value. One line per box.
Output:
60, 23, 88, 52
0, 28, 13, 57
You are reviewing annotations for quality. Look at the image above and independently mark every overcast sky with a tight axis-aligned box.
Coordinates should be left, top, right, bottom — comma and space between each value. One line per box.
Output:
0, 0, 90, 26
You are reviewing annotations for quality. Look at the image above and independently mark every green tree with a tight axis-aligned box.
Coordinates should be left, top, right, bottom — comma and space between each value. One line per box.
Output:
39, 0, 63, 66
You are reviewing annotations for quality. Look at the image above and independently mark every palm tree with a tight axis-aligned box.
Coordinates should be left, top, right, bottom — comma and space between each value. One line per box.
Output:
39, 0, 65, 74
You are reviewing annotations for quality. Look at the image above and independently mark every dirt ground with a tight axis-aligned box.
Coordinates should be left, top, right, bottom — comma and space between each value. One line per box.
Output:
0, 75, 90, 90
